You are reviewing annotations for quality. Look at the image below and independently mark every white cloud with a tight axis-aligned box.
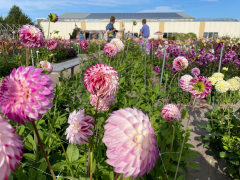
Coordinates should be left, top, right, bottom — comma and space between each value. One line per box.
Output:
139, 6, 183, 12
200, 0, 219, 2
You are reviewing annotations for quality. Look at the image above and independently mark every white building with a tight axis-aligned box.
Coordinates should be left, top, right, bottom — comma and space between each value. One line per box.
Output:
38, 12, 240, 39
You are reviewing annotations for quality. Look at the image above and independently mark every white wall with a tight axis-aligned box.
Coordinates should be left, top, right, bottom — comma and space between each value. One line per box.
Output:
205, 22, 240, 38
164, 22, 200, 36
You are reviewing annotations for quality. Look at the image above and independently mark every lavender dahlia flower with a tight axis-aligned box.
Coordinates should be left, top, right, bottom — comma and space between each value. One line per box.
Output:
191, 67, 200, 76
0, 66, 54, 124
0, 116, 24, 180
161, 104, 182, 122
179, 75, 193, 92
104, 43, 118, 57
103, 108, 159, 178
65, 110, 94, 144
18, 24, 45, 48
46, 39, 57, 51
189, 76, 212, 99
90, 94, 115, 112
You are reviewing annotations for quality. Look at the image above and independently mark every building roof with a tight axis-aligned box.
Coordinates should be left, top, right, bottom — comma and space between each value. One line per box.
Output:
56, 12, 195, 19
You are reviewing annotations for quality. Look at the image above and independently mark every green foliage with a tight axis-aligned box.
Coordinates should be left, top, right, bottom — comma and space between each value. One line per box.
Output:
72, 29, 77, 39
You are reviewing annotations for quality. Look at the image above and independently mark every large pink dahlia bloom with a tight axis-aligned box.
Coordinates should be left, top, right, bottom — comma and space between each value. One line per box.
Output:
83, 64, 119, 98
0, 66, 54, 124
46, 39, 57, 50
80, 39, 88, 50
102, 108, 159, 179
104, 43, 118, 58
0, 116, 24, 180
65, 110, 94, 144
189, 76, 212, 99
40, 61, 53, 74
161, 104, 182, 122
18, 24, 45, 48
90, 94, 115, 112
173, 56, 189, 71
179, 75, 193, 92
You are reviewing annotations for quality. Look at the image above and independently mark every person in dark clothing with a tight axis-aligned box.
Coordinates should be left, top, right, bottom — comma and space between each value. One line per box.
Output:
69, 33, 73, 39
106, 16, 117, 42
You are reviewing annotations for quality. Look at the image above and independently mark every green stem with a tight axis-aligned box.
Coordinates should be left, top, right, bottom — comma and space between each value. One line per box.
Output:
34, 131, 39, 162
165, 125, 175, 180
90, 97, 100, 180
174, 97, 197, 180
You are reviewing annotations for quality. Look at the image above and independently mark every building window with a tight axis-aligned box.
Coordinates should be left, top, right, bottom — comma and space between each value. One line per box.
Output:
163, 33, 167, 38
203, 32, 218, 38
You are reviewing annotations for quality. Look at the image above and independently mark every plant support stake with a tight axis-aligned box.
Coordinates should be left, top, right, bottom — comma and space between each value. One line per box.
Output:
213, 46, 224, 106
31, 49, 34, 66
160, 49, 166, 85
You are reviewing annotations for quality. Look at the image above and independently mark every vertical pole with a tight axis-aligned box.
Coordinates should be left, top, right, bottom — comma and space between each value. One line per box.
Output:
36, 52, 39, 62
31, 49, 34, 66
160, 49, 166, 85
213, 46, 224, 106
144, 45, 146, 88
152, 42, 153, 68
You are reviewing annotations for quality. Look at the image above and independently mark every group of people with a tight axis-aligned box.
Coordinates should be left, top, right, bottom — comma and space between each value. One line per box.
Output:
106, 16, 150, 45
68, 16, 150, 45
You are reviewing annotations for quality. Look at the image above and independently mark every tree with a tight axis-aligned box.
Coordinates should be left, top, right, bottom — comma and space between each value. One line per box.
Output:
72, 28, 77, 39
4, 5, 35, 25
0, 15, 5, 23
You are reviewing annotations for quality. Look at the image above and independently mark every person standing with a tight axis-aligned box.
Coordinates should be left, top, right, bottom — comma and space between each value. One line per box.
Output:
79, 31, 84, 42
106, 16, 116, 42
139, 19, 150, 46
69, 33, 73, 39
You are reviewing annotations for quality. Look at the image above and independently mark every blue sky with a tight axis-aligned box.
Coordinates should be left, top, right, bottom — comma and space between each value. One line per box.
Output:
0, 0, 239, 23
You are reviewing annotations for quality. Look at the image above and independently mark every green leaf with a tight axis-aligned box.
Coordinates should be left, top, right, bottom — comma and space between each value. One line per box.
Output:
23, 153, 36, 161
168, 164, 183, 172
66, 144, 79, 164
52, 161, 68, 171
186, 151, 199, 158
187, 162, 200, 170
181, 108, 188, 119
28, 168, 37, 180
220, 152, 227, 158
177, 175, 185, 180
37, 175, 47, 180
16, 167, 28, 179
37, 161, 47, 176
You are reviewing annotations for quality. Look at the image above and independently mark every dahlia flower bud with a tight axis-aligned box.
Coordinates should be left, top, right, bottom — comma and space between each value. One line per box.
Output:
104, 43, 118, 57
0, 116, 24, 180
90, 94, 115, 112
133, 20, 137, 26
40, 61, 53, 74
155, 66, 160, 73
179, 75, 193, 92
173, 56, 189, 71
65, 109, 94, 144
46, 39, 57, 51
189, 76, 212, 99
0, 66, 55, 124
48, 13, 58, 23
102, 108, 159, 179
110, 38, 124, 53
161, 104, 182, 122
18, 24, 45, 48
83, 64, 119, 98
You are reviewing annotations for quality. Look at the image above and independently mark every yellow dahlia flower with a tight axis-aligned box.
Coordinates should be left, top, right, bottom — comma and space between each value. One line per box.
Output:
212, 72, 224, 82
227, 79, 240, 91
208, 77, 217, 85
215, 80, 230, 93
222, 67, 228, 71
233, 76, 240, 83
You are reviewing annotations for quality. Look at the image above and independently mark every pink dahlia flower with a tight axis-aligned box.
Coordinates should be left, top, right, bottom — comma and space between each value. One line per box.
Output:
173, 56, 189, 71
0, 116, 24, 180
161, 104, 182, 122
0, 66, 54, 124
179, 75, 193, 92
65, 109, 94, 144
80, 39, 88, 50
40, 61, 53, 74
102, 108, 159, 179
90, 94, 115, 112
189, 76, 212, 99
155, 66, 161, 73
46, 39, 57, 51
18, 24, 45, 48
191, 67, 200, 76
104, 43, 118, 58
83, 64, 119, 98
